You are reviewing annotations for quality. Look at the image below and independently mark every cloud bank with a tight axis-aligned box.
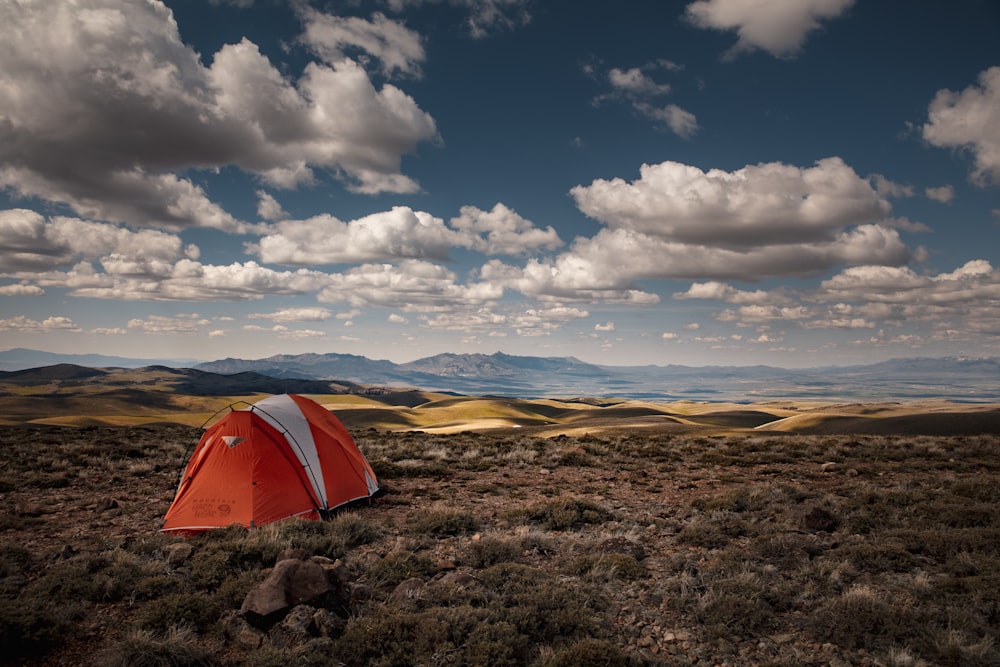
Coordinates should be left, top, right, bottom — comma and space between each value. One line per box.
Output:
0, 0, 439, 230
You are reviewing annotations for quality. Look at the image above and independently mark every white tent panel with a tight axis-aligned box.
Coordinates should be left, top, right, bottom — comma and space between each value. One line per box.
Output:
251, 394, 329, 509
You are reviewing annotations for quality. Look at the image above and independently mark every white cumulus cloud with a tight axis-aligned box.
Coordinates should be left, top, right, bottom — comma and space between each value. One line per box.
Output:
317, 259, 503, 311
685, 0, 856, 59
384, 0, 532, 38
256, 191, 289, 222
590, 60, 697, 138
0, 209, 189, 273
490, 157, 908, 303
449, 203, 563, 255
300, 9, 425, 78
571, 157, 890, 248
256, 207, 460, 265
0, 315, 81, 333
249, 307, 333, 322
925, 185, 955, 204
0, 0, 439, 230
257, 203, 561, 265
923, 67, 1000, 186
633, 103, 700, 139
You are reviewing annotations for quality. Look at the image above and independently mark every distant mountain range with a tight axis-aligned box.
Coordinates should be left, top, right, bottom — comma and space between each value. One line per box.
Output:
0, 348, 200, 371
0, 362, 358, 397
2, 348, 997, 402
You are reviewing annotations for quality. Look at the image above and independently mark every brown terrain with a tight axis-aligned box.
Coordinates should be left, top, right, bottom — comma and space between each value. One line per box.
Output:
1, 373, 999, 666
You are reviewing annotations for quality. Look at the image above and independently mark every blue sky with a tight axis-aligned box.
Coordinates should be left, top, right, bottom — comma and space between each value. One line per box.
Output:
1, 0, 998, 368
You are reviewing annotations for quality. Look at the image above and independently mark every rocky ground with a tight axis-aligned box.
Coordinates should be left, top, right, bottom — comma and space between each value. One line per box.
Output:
2, 424, 1000, 666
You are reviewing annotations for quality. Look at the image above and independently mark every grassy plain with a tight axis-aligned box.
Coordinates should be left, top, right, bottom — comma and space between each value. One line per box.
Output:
1, 379, 1000, 665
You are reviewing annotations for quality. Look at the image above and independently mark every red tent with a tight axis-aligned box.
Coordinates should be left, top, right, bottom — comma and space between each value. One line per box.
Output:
162, 394, 379, 535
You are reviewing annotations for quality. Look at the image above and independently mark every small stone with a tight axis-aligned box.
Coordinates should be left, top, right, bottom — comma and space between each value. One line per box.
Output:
95, 498, 120, 513
389, 577, 425, 602
435, 571, 479, 588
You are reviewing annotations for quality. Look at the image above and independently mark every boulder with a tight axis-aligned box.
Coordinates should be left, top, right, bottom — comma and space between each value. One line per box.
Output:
241, 559, 337, 619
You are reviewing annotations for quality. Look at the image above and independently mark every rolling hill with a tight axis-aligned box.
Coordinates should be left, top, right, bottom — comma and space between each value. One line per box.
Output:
2, 363, 999, 436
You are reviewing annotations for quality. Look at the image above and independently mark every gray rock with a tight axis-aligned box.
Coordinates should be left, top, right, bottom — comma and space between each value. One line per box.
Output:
389, 577, 426, 602
241, 559, 335, 618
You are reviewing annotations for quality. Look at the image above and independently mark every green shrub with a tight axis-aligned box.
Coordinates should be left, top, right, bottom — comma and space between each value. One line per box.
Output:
411, 508, 476, 537
0, 597, 79, 662
242, 639, 337, 667
0, 543, 34, 578
215, 569, 268, 609
565, 553, 646, 581
365, 550, 437, 590
140, 593, 222, 633
807, 585, 908, 650
746, 532, 813, 570
368, 459, 452, 479
824, 541, 920, 573
186, 519, 356, 590
465, 537, 522, 568
555, 447, 595, 467
22, 554, 151, 604
689, 567, 778, 637
676, 512, 751, 548
478, 563, 602, 644
94, 626, 213, 667
516, 497, 612, 530
327, 512, 382, 547
918, 628, 999, 667
536, 638, 640, 667
696, 587, 776, 638
334, 605, 528, 667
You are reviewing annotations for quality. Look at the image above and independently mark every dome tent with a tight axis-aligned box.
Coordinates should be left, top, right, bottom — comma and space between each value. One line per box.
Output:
162, 394, 379, 535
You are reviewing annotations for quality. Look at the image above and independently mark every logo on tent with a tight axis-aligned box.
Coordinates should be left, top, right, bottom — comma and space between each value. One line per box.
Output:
223, 436, 246, 448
